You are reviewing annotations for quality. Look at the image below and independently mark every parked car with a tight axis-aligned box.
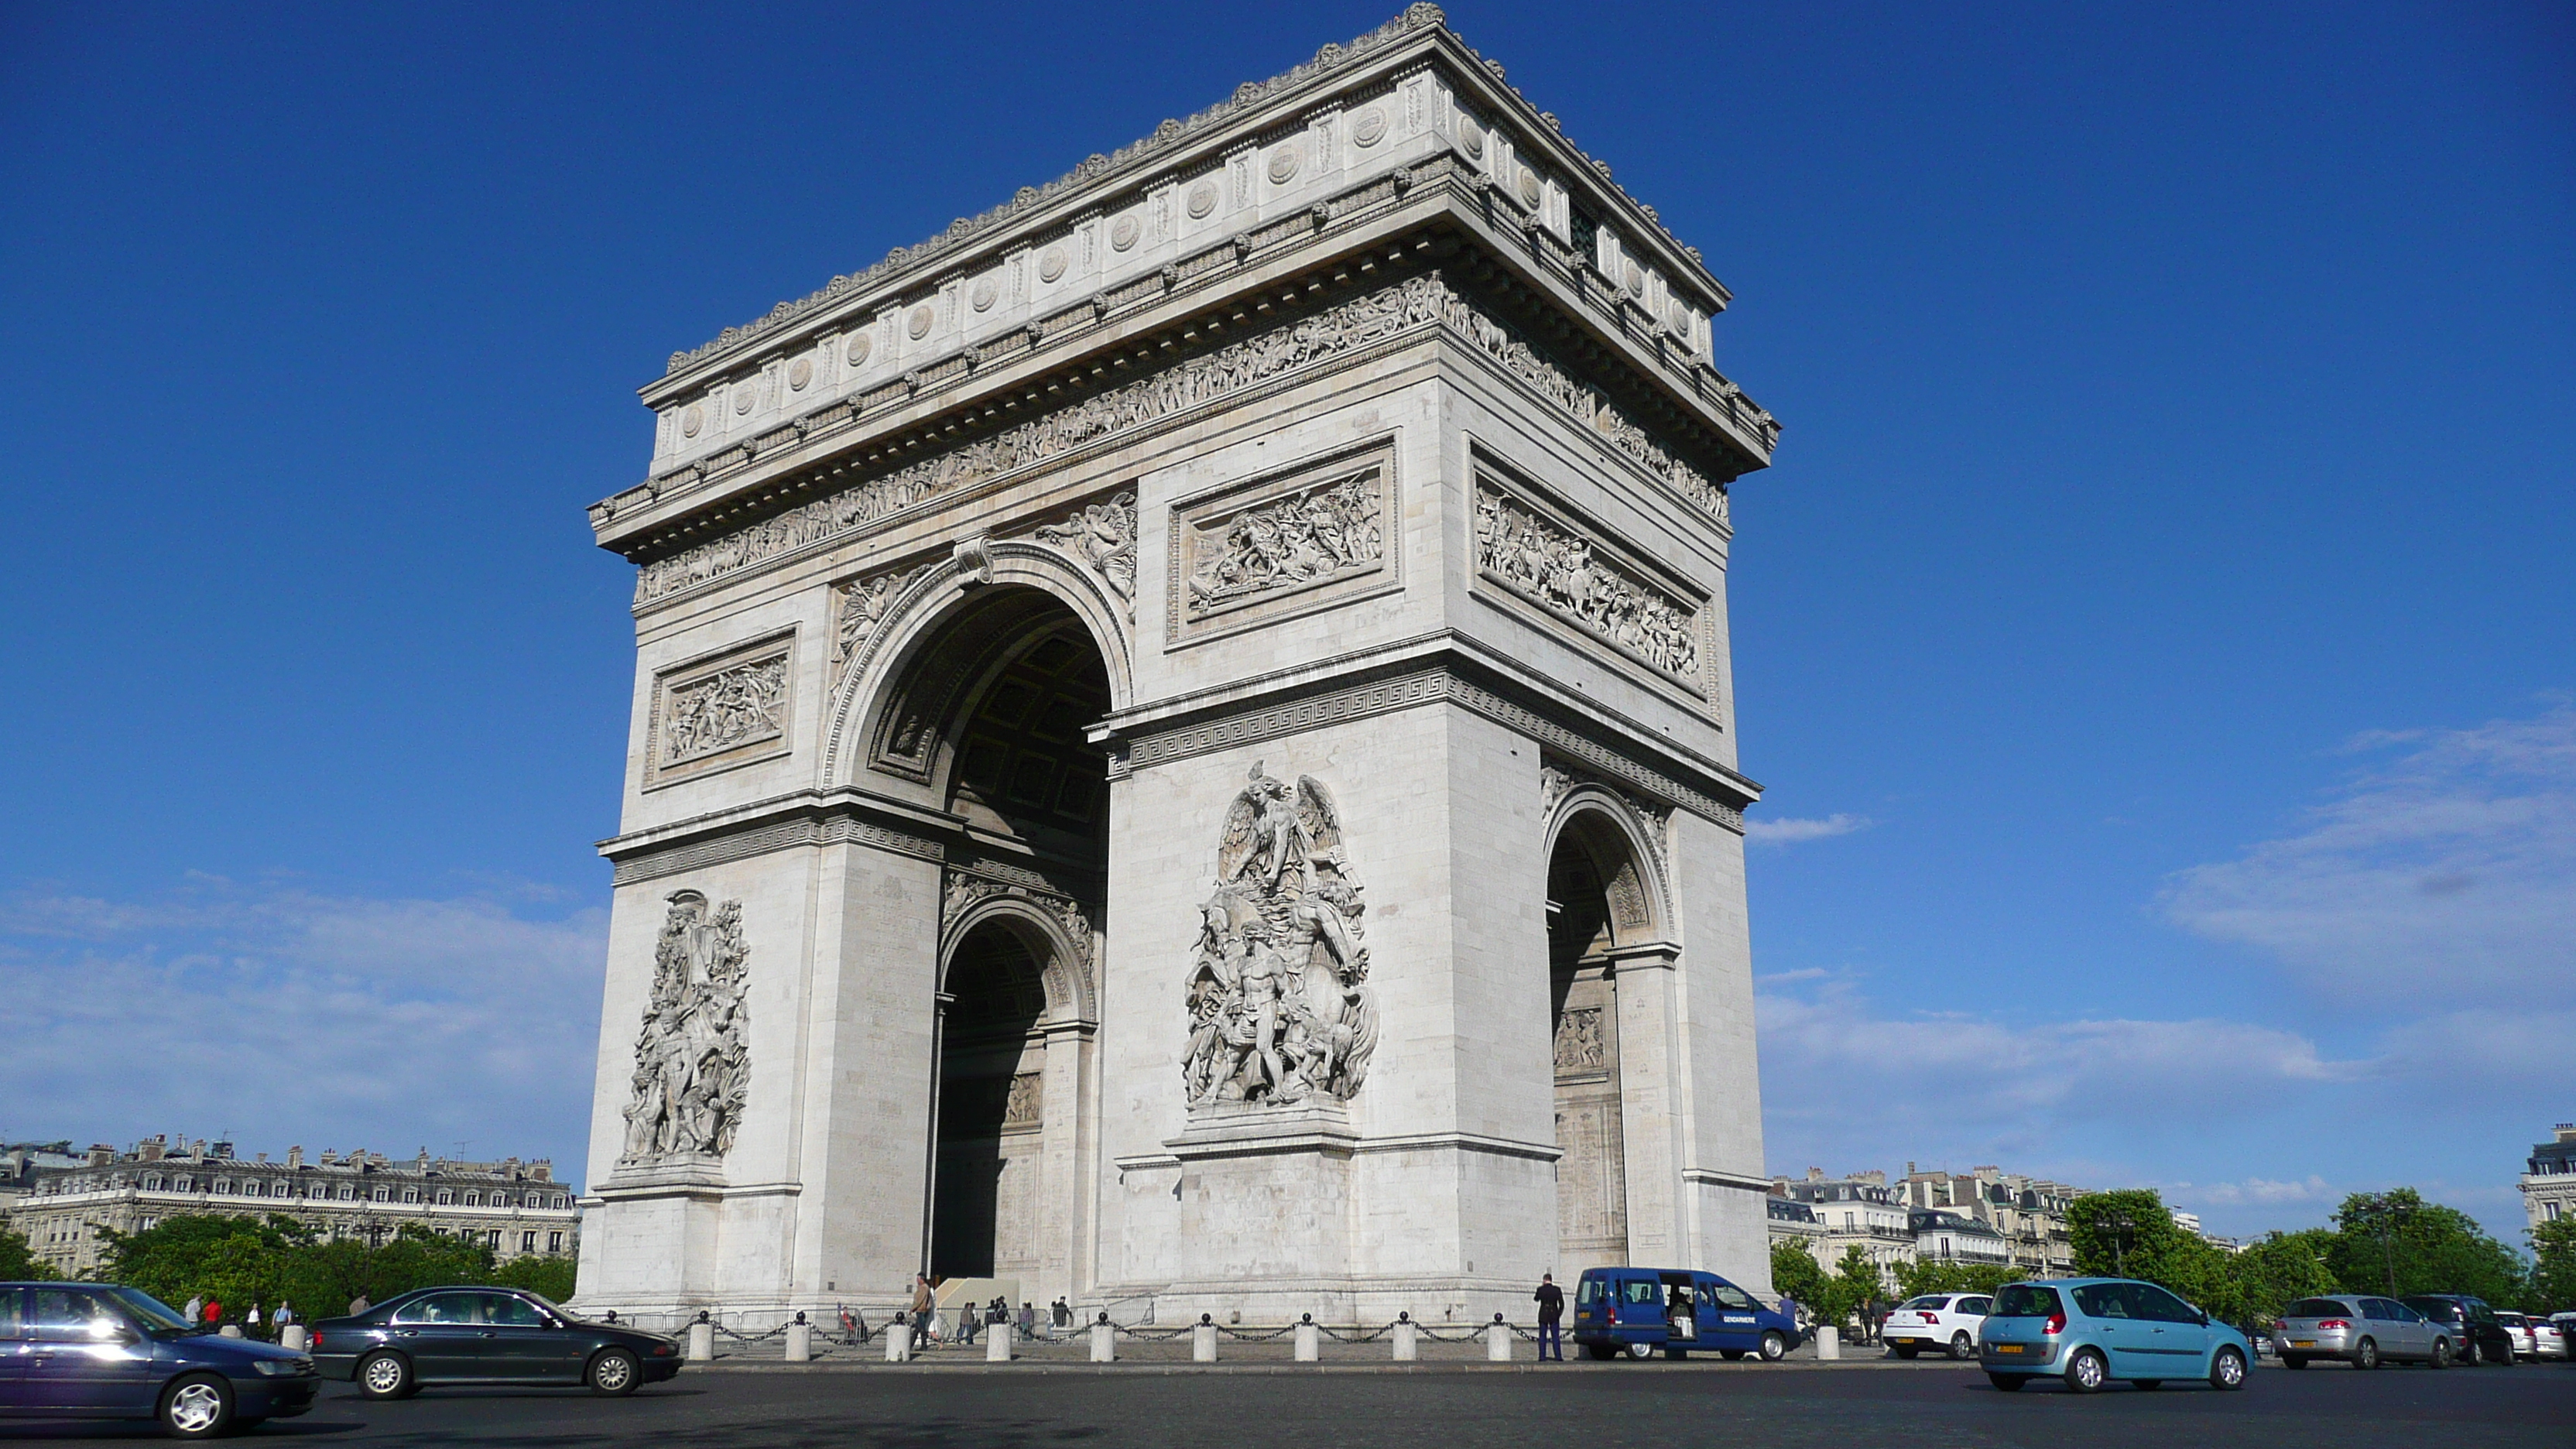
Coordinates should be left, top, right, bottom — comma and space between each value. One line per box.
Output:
1977, 1277, 2251, 1393
2549, 1314, 2576, 1359
2400, 1295, 2516, 1366
0, 1281, 319, 1438
309, 1286, 681, 1396
1569, 1267, 1803, 1361
2493, 1313, 2539, 1359
2533, 1317, 2568, 1360
1883, 1293, 1991, 1361
2272, 1294, 2453, 1368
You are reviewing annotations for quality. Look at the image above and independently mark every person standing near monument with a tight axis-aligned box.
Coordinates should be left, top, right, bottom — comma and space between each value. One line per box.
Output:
183, 1294, 203, 1325
348, 1293, 370, 1317
909, 1276, 934, 1353
1533, 1273, 1565, 1362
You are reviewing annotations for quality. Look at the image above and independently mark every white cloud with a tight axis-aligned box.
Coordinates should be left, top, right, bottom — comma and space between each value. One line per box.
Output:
0, 879, 605, 1179
2174, 1175, 2338, 1208
2163, 703, 2576, 1009
1744, 812, 1872, 845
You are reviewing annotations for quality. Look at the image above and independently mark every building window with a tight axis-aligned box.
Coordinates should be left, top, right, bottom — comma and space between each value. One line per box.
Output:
547, 1231, 563, 1253
553, 1195, 568, 1210
486, 1230, 502, 1249
521, 1231, 536, 1253
2550, 1201, 2563, 1221
402, 1188, 419, 1204
464, 1192, 479, 1208
174, 1177, 191, 1192
337, 1185, 354, 1201
372, 1187, 388, 1202
435, 1190, 453, 1206
142, 1174, 163, 1191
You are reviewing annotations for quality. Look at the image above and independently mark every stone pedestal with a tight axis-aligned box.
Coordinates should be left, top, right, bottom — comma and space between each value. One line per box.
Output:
1192, 1322, 1218, 1362
1294, 1321, 1321, 1362
1392, 1319, 1418, 1361
884, 1327, 911, 1362
784, 1321, 810, 1362
685, 1321, 712, 1361
1088, 1321, 1115, 1362
1816, 1326, 1839, 1361
1485, 1319, 1512, 1362
985, 1324, 1012, 1362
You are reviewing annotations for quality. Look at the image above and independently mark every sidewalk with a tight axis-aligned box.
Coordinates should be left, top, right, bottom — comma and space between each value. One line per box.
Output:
694, 1332, 1980, 1372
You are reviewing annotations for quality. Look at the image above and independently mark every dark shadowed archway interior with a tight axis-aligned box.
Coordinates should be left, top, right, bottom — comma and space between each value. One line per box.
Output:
1547, 819, 1630, 1269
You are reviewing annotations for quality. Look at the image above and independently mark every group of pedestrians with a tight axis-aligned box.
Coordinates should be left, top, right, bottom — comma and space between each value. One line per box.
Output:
895, 1274, 1074, 1351
175, 1294, 300, 1341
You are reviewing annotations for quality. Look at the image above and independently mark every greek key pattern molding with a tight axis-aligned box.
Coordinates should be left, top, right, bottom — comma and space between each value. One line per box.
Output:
1118, 666, 1744, 831
609, 814, 945, 887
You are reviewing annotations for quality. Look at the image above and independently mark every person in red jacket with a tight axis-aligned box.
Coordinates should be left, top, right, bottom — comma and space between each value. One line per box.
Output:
204, 1298, 224, 1327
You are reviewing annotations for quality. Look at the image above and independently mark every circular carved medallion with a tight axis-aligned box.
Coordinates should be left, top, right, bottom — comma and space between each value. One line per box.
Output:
1351, 107, 1387, 147
733, 384, 757, 415
907, 303, 935, 339
970, 277, 999, 312
1110, 214, 1141, 251
1458, 115, 1485, 159
787, 356, 812, 390
680, 405, 703, 438
1038, 245, 1068, 283
845, 331, 873, 367
1186, 179, 1218, 218
1669, 300, 1692, 332
1267, 143, 1300, 184
1623, 262, 1646, 296
1518, 166, 1541, 208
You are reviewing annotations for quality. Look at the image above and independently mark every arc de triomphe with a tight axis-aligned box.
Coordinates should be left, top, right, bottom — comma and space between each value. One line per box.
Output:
574, 5, 1781, 1327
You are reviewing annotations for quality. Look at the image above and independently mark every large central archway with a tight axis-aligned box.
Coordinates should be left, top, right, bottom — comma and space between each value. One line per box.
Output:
1547, 803, 1657, 1270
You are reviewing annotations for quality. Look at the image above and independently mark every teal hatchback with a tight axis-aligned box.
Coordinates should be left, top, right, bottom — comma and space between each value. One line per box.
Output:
1977, 1279, 2251, 1393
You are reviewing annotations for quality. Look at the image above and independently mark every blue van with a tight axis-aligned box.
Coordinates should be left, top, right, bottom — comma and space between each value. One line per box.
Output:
1571, 1267, 1802, 1361
1978, 1278, 2252, 1393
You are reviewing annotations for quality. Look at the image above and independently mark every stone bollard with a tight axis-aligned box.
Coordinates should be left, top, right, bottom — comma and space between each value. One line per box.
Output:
786, 1320, 810, 1362
1193, 1316, 1218, 1362
1089, 1314, 1115, 1363
987, 1323, 1012, 1362
687, 1321, 714, 1362
1485, 1314, 1513, 1362
1392, 1314, 1418, 1362
279, 1324, 309, 1352
218, 1324, 243, 1339
1815, 1326, 1839, 1361
885, 1322, 913, 1362
1294, 1314, 1321, 1362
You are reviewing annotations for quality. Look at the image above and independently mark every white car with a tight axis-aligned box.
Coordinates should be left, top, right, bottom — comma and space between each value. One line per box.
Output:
2494, 1313, 2540, 1359
1884, 1293, 1990, 1360
2528, 1317, 2566, 1360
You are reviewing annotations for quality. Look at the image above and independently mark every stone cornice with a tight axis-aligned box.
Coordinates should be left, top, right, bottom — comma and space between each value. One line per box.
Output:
653, 5, 1731, 393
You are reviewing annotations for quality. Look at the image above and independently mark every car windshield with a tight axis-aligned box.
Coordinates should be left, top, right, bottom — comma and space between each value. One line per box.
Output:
522, 1293, 584, 1323
1991, 1285, 2060, 1318
2283, 1298, 2347, 1318
107, 1288, 195, 1334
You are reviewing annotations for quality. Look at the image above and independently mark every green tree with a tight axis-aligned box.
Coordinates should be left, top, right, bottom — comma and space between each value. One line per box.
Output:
490, 1253, 578, 1303
2227, 1229, 2338, 1323
2067, 1189, 2255, 1320
1770, 1238, 1829, 1311
1817, 1244, 1886, 1332
1891, 1259, 2017, 1300
2523, 1217, 2576, 1314
2328, 1190, 2526, 1304
0, 1225, 55, 1281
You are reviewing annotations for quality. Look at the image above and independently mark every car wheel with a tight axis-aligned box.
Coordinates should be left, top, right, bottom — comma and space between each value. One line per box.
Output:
2064, 1347, 2107, 1394
2461, 1338, 2482, 1367
1988, 1372, 2026, 1392
1625, 1341, 1655, 1360
2283, 1354, 2307, 1369
588, 1348, 642, 1396
1760, 1331, 1788, 1362
2355, 1337, 2379, 1370
358, 1349, 415, 1400
2430, 1338, 2451, 1369
1950, 1332, 1975, 1361
1893, 1343, 1920, 1359
2210, 1345, 2247, 1391
2492, 1341, 2514, 1366
159, 1373, 233, 1440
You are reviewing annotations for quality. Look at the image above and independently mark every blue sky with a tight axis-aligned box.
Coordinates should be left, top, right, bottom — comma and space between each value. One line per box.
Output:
2, 2, 2567, 1241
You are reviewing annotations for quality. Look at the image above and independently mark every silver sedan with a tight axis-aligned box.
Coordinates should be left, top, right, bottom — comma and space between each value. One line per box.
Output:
2273, 1294, 2452, 1368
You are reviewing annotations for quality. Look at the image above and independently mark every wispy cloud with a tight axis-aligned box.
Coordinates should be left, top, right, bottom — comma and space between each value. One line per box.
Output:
1745, 812, 1873, 845
2163, 702, 2576, 1009
2174, 1175, 2337, 1208
0, 879, 605, 1177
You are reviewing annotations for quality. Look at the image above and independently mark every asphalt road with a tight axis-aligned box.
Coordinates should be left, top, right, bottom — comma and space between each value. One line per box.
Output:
5, 1358, 2570, 1447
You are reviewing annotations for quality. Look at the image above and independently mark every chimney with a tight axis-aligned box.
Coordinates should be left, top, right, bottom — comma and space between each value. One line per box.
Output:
320, 1150, 338, 1166
530, 1162, 552, 1182
2556, 1123, 2575, 1142
286, 1146, 304, 1170
137, 1138, 165, 1163
1807, 1167, 1824, 1182
87, 1143, 116, 1167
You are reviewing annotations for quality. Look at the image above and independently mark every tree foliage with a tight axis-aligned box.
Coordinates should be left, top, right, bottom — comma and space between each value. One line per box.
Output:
1891, 1259, 2017, 1300
2530, 1217, 2576, 1314
1769, 1238, 1829, 1309
0, 1225, 55, 1282
2328, 1190, 2525, 1305
96, 1214, 557, 1321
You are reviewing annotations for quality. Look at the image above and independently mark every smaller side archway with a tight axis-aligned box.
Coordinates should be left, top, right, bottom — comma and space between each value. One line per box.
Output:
1542, 793, 1671, 1273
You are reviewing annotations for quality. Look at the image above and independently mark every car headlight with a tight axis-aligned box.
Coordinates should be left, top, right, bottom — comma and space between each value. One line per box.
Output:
252, 1358, 313, 1376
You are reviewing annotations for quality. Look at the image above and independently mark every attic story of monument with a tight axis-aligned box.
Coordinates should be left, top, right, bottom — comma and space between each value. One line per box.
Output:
573, 5, 1781, 1327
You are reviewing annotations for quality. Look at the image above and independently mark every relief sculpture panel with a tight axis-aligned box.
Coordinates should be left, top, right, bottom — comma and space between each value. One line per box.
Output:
618, 890, 752, 1166
1168, 447, 1395, 645
1475, 484, 1702, 690
649, 640, 793, 786
1181, 763, 1378, 1107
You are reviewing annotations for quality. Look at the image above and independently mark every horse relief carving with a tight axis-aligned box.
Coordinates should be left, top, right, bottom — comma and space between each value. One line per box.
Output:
619, 890, 752, 1165
1184, 472, 1384, 618
1474, 486, 1699, 684
1182, 762, 1379, 1108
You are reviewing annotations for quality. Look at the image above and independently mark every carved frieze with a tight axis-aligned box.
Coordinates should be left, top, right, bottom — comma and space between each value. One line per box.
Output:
650, 639, 793, 785
1476, 485, 1701, 687
1553, 1007, 1605, 1075
942, 868, 1097, 975
632, 275, 1725, 606
1183, 763, 1378, 1108
1029, 490, 1138, 618
618, 891, 752, 1166
1173, 461, 1388, 636
1541, 759, 1673, 914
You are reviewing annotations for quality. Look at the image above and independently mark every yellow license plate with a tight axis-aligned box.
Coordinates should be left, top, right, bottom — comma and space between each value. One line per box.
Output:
2290, 1340, 2315, 1348
1992, 1345, 2024, 1355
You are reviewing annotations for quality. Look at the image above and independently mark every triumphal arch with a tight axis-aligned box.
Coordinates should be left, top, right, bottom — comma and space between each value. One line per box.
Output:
575, 5, 1782, 1327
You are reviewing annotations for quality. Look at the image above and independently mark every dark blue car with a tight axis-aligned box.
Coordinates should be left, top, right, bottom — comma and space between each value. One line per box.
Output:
0, 1281, 318, 1437
1571, 1266, 1804, 1360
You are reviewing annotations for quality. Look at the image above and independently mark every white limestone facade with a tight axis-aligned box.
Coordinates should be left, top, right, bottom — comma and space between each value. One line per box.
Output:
573, 5, 1782, 1329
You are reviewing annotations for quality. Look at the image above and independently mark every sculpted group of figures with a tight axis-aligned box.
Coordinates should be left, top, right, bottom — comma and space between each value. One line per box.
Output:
660, 658, 787, 766
619, 891, 752, 1163
1474, 488, 1699, 683
1183, 764, 1379, 1108
1186, 473, 1384, 616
